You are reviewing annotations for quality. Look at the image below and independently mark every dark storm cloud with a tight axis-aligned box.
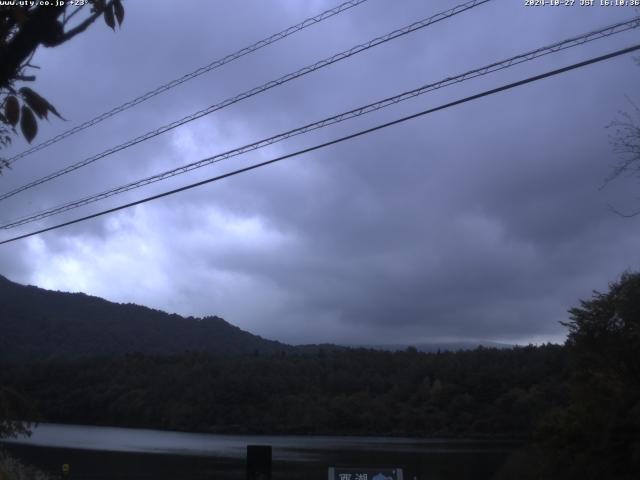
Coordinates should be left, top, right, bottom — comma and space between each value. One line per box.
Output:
1, 0, 639, 345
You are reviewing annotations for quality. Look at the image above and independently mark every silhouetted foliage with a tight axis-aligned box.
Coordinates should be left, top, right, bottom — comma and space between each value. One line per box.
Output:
532, 271, 640, 479
606, 86, 640, 216
0, 0, 124, 164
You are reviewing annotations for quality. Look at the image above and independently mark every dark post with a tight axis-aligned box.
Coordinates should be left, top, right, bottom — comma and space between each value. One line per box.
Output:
246, 445, 272, 480
61, 463, 70, 480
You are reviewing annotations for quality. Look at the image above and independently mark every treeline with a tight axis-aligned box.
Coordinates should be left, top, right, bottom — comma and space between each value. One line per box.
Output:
0, 345, 568, 438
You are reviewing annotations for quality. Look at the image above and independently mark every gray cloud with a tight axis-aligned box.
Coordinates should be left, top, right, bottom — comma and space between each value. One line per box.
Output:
1, 0, 639, 345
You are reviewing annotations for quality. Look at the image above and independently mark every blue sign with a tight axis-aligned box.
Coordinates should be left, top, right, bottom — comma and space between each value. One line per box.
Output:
328, 467, 403, 480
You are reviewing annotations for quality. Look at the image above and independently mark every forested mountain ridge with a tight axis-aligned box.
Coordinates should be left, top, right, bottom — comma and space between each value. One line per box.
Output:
0, 274, 293, 361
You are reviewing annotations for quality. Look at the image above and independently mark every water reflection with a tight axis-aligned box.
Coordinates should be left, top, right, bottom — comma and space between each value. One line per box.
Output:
1, 423, 516, 480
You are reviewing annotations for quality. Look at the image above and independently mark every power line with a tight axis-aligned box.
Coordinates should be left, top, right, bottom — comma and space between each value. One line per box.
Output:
2, 43, 638, 246
2, 16, 638, 230
0, 0, 490, 202
4, 0, 371, 165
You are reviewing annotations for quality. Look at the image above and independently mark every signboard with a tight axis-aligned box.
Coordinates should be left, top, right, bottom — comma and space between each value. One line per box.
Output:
328, 467, 403, 480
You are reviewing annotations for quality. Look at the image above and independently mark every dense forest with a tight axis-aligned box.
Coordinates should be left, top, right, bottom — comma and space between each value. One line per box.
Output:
0, 345, 568, 438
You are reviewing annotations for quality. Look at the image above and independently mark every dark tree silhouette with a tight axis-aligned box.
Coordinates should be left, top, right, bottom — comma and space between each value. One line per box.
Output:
564, 270, 640, 383
0, 0, 124, 170
533, 271, 640, 479
608, 99, 640, 194
605, 72, 640, 217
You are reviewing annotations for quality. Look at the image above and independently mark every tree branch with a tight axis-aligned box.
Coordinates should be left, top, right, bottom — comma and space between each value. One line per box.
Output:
55, 1, 114, 45
607, 203, 640, 218
62, 5, 84, 27
0, 6, 64, 88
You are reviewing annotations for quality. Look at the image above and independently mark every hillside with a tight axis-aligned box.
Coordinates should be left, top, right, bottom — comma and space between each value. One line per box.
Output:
0, 274, 292, 362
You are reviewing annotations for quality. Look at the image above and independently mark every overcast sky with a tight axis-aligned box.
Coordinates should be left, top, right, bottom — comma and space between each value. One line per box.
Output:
1, 0, 639, 346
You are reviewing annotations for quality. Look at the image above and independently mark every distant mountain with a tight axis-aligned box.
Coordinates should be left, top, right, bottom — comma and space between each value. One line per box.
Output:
0, 274, 293, 362
351, 341, 514, 352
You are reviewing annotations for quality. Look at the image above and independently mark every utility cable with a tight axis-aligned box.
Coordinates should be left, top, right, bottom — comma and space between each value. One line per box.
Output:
0, 0, 490, 202
4, 0, 371, 165
2, 43, 638, 246
2, 17, 638, 230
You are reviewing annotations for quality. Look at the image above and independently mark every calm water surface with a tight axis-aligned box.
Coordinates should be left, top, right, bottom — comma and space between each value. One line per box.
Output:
1, 423, 517, 480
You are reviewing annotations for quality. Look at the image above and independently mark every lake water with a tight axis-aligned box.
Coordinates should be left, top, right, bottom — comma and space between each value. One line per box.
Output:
1, 423, 517, 479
